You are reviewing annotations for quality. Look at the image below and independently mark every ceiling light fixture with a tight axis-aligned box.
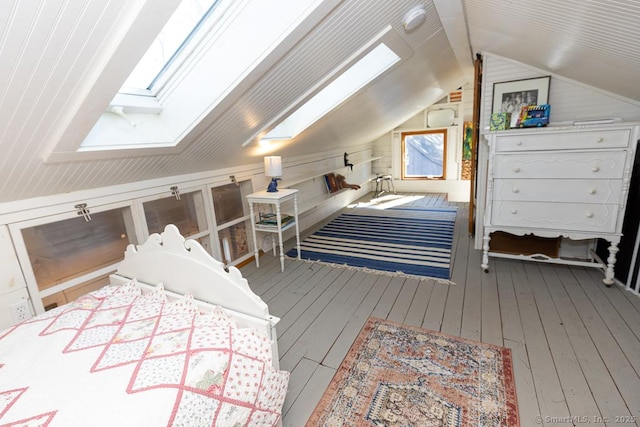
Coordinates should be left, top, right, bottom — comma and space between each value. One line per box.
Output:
402, 5, 427, 32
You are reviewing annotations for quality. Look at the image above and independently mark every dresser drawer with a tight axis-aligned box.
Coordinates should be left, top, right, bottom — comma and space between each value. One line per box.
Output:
491, 201, 618, 233
495, 129, 630, 152
493, 179, 623, 204
493, 151, 627, 180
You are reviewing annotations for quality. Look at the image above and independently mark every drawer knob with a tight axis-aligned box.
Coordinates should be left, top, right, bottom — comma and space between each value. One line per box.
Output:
516, 141, 523, 146
589, 188, 597, 195
511, 209, 518, 214
596, 137, 604, 143
592, 166, 600, 173
512, 187, 520, 193
586, 212, 594, 218
513, 167, 521, 173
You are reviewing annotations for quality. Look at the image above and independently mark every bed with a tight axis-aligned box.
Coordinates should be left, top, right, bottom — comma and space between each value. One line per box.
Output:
0, 224, 288, 426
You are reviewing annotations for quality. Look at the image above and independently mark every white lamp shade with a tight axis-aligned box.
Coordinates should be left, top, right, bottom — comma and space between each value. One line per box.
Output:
264, 156, 282, 177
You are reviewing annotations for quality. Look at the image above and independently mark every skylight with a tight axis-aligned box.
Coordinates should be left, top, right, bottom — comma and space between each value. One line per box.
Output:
261, 43, 400, 142
52, 0, 327, 159
121, 0, 220, 93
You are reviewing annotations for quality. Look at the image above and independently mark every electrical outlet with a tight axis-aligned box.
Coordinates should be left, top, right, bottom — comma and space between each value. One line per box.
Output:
10, 300, 33, 324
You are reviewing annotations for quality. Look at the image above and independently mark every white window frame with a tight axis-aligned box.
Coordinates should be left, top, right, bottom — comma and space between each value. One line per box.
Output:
401, 129, 448, 180
43, 0, 336, 163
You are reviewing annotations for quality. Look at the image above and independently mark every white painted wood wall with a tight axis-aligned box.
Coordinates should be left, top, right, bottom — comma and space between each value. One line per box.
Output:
0, 147, 374, 330
479, 53, 640, 130
0, 226, 31, 327
372, 89, 472, 202
474, 52, 640, 249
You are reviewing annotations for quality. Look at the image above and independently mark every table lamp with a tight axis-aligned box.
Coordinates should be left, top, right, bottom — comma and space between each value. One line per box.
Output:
264, 156, 282, 192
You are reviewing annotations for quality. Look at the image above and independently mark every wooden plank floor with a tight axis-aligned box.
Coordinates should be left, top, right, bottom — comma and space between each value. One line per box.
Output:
240, 193, 640, 427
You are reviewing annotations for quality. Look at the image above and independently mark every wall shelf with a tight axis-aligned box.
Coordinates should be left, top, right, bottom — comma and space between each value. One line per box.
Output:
296, 174, 377, 215
281, 156, 382, 188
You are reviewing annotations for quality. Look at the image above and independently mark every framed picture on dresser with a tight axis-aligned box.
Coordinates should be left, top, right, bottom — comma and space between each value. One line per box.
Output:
492, 76, 551, 118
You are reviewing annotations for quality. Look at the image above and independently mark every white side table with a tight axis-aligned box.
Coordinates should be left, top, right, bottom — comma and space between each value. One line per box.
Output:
246, 189, 301, 272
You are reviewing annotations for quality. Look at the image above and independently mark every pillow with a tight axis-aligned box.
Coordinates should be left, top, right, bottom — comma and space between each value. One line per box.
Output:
87, 285, 117, 300
197, 306, 236, 329
163, 293, 199, 315
144, 282, 168, 303
112, 278, 142, 296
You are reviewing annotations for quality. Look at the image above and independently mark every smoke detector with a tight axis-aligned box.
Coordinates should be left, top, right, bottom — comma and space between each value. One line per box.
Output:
402, 5, 427, 32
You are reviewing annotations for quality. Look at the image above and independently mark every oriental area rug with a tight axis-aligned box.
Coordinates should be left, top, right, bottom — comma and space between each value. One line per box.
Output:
286, 206, 456, 282
306, 317, 519, 427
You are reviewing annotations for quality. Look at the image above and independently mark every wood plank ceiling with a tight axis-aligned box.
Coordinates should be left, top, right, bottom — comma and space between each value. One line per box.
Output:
464, 0, 640, 100
0, 0, 638, 205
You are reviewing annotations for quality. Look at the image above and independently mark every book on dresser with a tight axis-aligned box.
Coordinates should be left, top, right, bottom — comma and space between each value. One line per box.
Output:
480, 122, 640, 286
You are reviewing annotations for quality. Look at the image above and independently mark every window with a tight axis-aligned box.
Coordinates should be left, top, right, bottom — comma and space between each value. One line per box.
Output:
401, 130, 447, 179
261, 42, 400, 142
121, 0, 222, 93
45, 0, 328, 162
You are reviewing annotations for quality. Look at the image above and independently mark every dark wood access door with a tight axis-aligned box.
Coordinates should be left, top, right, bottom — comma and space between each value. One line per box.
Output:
468, 54, 483, 235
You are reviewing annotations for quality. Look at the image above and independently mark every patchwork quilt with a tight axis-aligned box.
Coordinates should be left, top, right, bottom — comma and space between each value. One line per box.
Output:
0, 281, 288, 426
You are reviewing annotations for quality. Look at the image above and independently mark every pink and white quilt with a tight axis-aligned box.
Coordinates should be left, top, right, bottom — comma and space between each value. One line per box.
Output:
0, 281, 289, 426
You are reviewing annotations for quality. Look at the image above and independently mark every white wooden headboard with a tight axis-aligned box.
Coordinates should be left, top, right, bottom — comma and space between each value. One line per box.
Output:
109, 224, 280, 366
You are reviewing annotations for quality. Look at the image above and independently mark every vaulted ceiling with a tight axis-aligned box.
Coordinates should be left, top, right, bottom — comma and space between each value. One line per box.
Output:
0, 0, 639, 204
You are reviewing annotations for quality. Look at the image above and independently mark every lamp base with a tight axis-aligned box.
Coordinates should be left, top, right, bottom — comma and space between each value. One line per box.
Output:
266, 178, 280, 192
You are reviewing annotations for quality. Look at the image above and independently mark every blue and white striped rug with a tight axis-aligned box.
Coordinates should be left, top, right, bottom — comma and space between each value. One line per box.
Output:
286, 206, 456, 281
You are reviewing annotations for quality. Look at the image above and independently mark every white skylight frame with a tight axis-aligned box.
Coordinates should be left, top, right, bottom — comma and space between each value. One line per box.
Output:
43, 0, 333, 162
120, 0, 224, 94
249, 26, 412, 147
261, 43, 400, 142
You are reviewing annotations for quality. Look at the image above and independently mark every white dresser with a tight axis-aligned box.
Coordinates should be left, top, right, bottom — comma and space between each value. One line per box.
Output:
481, 123, 639, 285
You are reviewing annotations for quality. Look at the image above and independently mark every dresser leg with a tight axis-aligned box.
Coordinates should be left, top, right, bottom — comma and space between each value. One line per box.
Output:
603, 243, 619, 287
481, 233, 491, 272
